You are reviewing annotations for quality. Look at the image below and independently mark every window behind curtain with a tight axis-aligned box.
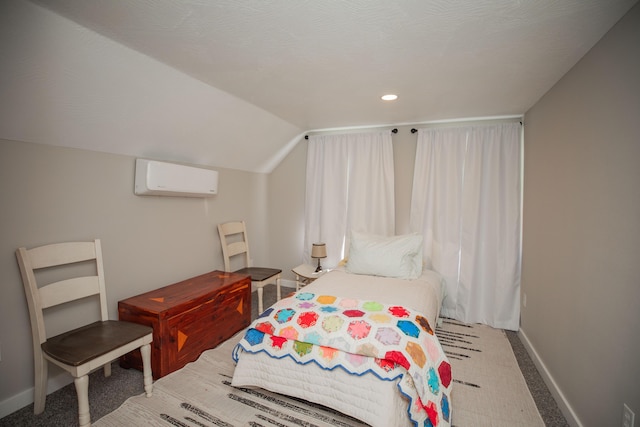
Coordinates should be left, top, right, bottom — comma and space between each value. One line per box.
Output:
410, 123, 522, 330
304, 131, 395, 267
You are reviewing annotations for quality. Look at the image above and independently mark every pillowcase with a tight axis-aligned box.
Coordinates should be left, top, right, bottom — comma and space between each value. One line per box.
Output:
345, 230, 423, 279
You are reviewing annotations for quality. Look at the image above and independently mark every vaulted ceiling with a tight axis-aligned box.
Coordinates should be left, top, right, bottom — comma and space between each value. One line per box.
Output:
1, 0, 636, 172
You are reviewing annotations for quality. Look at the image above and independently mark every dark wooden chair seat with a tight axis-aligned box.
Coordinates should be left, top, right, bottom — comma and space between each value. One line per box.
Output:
234, 267, 282, 283
43, 320, 152, 367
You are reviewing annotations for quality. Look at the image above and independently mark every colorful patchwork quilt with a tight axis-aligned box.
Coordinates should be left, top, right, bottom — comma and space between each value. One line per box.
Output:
232, 292, 452, 426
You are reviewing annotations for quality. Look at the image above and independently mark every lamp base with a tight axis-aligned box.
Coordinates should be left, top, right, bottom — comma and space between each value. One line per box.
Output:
315, 259, 323, 273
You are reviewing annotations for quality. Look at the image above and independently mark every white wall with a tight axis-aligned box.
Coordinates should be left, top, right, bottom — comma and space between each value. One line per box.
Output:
0, 139, 267, 415
521, 3, 640, 425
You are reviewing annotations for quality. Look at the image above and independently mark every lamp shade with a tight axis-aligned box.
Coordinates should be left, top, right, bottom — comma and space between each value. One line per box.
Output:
311, 243, 327, 259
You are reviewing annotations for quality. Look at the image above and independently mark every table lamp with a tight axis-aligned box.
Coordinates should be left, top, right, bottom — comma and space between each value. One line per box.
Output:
311, 243, 327, 273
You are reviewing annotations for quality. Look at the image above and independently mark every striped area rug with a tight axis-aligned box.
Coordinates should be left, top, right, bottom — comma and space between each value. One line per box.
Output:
94, 332, 368, 427
95, 321, 543, 427
438, 319, 544, 427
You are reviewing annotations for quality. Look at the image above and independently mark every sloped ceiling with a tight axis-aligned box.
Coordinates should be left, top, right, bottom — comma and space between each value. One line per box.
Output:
1, 0, 637, 172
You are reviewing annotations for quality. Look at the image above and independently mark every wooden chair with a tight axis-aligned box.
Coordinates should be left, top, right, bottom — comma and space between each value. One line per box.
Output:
15, 239, 153, 427
218, 221, 282, 313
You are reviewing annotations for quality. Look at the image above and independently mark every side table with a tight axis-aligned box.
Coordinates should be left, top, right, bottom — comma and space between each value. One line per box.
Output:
292, 263, 326, 291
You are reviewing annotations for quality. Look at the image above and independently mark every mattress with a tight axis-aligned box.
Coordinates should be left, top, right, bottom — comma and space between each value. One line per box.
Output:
231, 268, 445, 427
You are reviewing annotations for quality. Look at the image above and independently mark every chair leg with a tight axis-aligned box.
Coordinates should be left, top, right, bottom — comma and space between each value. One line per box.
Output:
33, 353, 48, 414
74, 375, 90, 427
103, 362, 112, 377
257, 286, 264, 313
140, 343, 153, 397
276, 277, 281, 301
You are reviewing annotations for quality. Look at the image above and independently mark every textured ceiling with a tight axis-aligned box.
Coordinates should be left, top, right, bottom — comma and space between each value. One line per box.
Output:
31, 0, 636, 129
2, 0, 637, 172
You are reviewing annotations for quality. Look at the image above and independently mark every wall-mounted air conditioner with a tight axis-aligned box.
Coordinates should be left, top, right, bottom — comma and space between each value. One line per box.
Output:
134, 159, 218, 197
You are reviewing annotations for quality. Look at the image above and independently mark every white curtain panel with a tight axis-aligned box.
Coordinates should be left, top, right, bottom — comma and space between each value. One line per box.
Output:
410, 123, 522, 330
304, 131, 395, 267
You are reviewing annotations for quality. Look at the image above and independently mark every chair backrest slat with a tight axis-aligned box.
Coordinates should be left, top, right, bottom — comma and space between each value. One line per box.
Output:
38, 276, 102, 309
27, 241, 97, 269
219, 221, 245, 235
226, 241, 248, 258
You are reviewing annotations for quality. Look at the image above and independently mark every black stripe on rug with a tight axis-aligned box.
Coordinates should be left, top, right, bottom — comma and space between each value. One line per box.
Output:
181, 402, 235, 427
437, 321, 482, 389
228, 393, 320, 427
219, 368, 362, 427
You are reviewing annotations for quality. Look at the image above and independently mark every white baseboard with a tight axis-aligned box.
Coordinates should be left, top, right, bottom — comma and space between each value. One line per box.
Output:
518, 328, 583, 427
0, 371, 72, 419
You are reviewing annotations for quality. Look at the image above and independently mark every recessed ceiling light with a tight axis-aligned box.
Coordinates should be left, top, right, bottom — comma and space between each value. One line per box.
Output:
381, 94, 398, 101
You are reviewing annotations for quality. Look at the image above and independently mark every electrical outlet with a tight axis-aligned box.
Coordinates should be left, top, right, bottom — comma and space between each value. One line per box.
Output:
623, 403, 635, 427
522, 293, 527, 307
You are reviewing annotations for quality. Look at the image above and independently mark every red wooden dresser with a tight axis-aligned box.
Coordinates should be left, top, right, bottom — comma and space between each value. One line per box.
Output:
118, 270, 251, 379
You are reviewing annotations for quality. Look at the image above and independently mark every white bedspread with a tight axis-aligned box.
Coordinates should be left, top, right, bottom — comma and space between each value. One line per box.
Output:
231, 268, 445, 427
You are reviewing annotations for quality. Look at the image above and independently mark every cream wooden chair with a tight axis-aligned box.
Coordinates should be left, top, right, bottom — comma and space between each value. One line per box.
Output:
218, 221, 282, 313
16, 239, 153, 427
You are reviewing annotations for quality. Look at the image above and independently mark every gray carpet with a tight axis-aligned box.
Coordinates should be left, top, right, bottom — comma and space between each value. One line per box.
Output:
505, 330, 569, 427
0, 285, 568, 426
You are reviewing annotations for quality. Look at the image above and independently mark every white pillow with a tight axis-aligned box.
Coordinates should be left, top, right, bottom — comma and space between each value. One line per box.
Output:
346, 231, 423, 279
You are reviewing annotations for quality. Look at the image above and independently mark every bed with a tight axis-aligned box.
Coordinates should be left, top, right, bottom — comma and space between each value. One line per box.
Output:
231, 232, 451, 427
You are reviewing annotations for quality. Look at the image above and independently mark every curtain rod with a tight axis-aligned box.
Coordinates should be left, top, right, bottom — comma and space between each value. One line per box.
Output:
411, 121, 523, 134
304, 114, 523, 140
305, 128, 398, 140
305, 118, 524, 139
